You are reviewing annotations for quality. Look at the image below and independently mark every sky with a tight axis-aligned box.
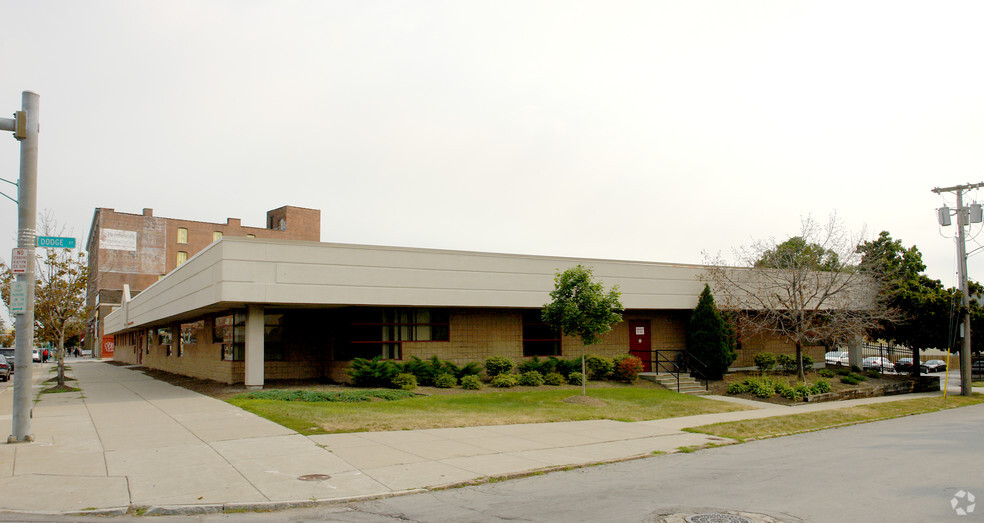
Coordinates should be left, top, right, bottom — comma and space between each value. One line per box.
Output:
2, 1, 984, 323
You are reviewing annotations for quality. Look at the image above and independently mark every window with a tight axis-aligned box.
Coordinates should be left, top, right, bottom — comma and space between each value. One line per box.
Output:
158, 327, 173, 356
212, 231, 223, 242
177, 227, 188, 244
179, 320, 203, 357
176, 251, 188, 266
215, 312, 246, 361
342, 308, 450, 360
213, 312, 284, 361
523, 310, 561, 357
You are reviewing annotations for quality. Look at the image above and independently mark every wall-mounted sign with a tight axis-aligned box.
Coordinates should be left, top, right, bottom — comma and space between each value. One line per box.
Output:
100, 228, 137, 251
635, 327, 645, 335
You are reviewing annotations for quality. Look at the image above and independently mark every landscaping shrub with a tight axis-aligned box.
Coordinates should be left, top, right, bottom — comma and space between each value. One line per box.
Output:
795, 384, 812, 398
348, 357, 399, 388
392, 373, 417, 391
817, 369, 834, 378
802, 355, 815, 368
865, 370, 881, 379
567, 371, 584, 386
840, 375, 861, 385
687, 284, 738, 380
585, 355, 614, 380
850, 365, 863, 373
775, 382, 799, 400
754, 352, 776, 373
518, 356, 555, 375
460, 374, 482, 390
835, 367, 851, 376
810, 379, 832, 395
751, 379, 775, 398
726, 382, 748, 395
452, 362, 483, 379
485, 356, 514, 378
491, 374, 519, 388
553, 356, 583, 378
776, 354, 797, 374
518, 370, 545, 386
612, 355, 644, 383
544, 372, 566, 386
434, 373, 457, 388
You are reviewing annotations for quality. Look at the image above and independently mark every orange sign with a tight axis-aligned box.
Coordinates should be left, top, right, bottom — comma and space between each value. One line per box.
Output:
101, 335, 115, 358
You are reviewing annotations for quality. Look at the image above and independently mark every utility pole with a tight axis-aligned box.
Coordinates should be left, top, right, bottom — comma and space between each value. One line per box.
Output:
933, 182, 984, 397
0, 91, 39, 442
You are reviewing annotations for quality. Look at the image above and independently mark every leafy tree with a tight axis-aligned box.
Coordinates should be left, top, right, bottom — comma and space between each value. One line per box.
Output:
687, 284, 737, 380
705, 214, 892, 381
541, 265, 623, 395
0, 213, 89, 386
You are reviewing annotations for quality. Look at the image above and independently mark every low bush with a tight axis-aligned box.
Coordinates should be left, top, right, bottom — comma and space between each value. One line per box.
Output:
776, 354, 797, 374
237, 389, 414, 402
567, 371, 584, 386
612, 355, 644, 383
754, 352, 776, 373
553, 357, 583, 378
348, 357, 399, 388
544, 372, 566, 386
817, 369, 835, 378
810, 379, 832, 395
840, 375, 861, 385
794, 384, 812, 398
485, 356, 514, 378
802, 355, 815, 368
775, 382, 799, 400
460, 374, 482, 390
865, 370, 881, 379
727, 382, 749, 395
434, 373, 457, 388
836, 368, 851, 376
518, 356, 555, 375
850, 365, 863, 373
491, 374, 519, 388
585, 355, 614, 380
751, 379, 775, 398
392, 373, 418, 391
518, 370, 545, 386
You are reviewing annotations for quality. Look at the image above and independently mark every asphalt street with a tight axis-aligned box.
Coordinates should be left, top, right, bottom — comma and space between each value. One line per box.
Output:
7, 399, 977, 523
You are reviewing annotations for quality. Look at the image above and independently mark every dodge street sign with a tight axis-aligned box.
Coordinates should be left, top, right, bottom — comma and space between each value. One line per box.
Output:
37, 236, 76, 249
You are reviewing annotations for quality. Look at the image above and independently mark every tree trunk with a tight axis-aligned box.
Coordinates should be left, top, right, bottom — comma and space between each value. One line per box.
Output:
796, 340, 805, 382
57, 330, 65, 387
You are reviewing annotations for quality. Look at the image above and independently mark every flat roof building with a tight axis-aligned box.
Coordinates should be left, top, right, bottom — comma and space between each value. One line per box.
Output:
86, 206, 320, 357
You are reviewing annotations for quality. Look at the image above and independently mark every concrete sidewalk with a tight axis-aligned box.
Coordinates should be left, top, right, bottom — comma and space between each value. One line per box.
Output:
0, 361, 975, 516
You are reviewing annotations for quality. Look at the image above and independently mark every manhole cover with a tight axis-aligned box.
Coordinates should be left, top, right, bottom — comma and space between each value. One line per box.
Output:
686, 514, 753, 523
297, 474, 332, 481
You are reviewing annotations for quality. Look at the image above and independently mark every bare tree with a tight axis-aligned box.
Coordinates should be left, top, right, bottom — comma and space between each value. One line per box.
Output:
703, 214, 892, 381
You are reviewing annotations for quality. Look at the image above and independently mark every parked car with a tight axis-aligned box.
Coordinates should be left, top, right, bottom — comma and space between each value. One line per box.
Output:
0, 348, 14, 372
894, 358, 914, 373
921, 360, 947, 373
0, 355, 10, 382
31, 349, 40, 363
862, 356, 893, 372
825, 351, 849, 366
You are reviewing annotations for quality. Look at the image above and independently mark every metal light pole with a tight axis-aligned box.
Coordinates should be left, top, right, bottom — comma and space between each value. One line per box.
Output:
1, 91, 39, 442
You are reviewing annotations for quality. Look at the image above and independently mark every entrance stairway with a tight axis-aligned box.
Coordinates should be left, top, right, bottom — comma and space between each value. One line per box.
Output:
639, 372, 708, 395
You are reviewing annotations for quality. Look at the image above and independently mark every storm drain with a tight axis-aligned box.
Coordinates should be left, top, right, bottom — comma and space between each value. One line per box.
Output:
685, 514, 754, 523
297, 474, 332, 481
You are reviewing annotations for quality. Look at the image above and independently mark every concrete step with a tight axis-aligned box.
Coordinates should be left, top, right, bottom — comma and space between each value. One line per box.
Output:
639, 372, 708, 394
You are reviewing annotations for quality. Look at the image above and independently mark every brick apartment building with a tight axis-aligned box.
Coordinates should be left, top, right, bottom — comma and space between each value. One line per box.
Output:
85, 206, 320, 356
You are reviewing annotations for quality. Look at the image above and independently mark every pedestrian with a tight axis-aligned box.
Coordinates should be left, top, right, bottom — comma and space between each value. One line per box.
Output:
42, 348, 49, 363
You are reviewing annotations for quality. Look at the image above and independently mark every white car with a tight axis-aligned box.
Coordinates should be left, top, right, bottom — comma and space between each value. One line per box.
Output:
31, 349, 40, 362
825, 351, 849, 366
862, 356, 893, 372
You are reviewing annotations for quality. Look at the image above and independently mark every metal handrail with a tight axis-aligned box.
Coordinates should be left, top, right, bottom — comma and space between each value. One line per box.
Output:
652, 350, 680, 392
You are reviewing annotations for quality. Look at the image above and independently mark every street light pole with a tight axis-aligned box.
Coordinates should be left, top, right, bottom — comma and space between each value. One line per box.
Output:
1, 91, 39, 443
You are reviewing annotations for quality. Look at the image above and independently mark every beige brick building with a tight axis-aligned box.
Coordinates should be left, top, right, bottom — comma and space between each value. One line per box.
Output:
102, 238, 822, 385
85, 206, 320, 356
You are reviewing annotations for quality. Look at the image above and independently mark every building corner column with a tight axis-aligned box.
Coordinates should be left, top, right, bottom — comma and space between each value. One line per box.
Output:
245, 304, 265, 389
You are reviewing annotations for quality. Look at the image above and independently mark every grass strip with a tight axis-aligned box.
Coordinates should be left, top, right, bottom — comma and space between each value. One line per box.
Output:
228, 387, 752, 435
685, 394, 984, 442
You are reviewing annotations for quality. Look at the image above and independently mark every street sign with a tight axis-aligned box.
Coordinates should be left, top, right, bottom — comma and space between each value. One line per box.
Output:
37, 236, 75, 249
10, 281, 27, 314
10, 248, 28, 274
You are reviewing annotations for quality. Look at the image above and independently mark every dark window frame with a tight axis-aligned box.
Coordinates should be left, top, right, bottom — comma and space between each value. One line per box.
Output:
522, 310, 562, 357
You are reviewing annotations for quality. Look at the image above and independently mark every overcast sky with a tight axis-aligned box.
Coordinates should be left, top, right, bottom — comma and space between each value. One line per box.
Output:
2, 1, 984, 322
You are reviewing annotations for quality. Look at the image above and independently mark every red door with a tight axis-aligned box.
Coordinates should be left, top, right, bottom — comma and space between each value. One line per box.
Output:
628, 320, 652, 372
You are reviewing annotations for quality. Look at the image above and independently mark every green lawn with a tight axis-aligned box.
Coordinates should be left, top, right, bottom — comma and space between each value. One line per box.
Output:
685, 394, 984, 442
228, 387, 752, 435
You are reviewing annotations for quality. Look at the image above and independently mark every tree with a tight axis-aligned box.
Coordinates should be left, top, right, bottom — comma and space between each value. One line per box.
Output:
687, 284, 737, 380
541, 265, 623, 395
705, 214, 892, 381
0, 212, 89, 386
